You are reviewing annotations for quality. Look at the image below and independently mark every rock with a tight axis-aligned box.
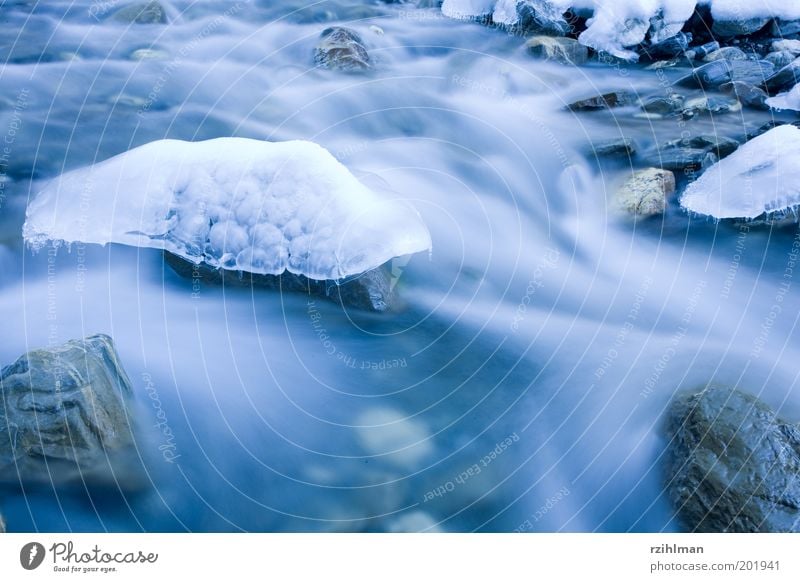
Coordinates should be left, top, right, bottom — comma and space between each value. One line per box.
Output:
772, 39, 800, 56
765, 50, 796, 69
0, 335, 137, 485
687, 41, 720, 61
677, 59, 775, 89
681, 95, 741, 117
505, 0, 572, 37
712, 17, 770, 38
665, 386, 800, 532
641, 32, 692, 60
642, 147, 717, 172
567, 91, 637, 112
640, 94, 685, 115
0, 513, 4, 532
526, 36, 588, 66
703, 46, 748, 62
663, 134, 740, 159
771, 19, 800, 38
386, 510, 443, 533
719, 81, 769, 110
314, 27, 370, 71
614, 168, 675, 217
112, 1, 167, 24
587, 137, 636, 159
164, 252, 396, 312
763, 59, 800, 94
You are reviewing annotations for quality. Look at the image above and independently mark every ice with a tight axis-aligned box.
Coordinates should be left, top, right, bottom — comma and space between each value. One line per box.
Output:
23, 138, 432, 280
767, 84, 800, 111
680, 125, 800, 220
442, 1, 800, 61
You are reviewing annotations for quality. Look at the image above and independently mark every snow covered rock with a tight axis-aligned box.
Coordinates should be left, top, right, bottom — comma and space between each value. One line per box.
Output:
442, 0, 570, 35
767, 83, 800, 111
680, 125, 800, 221
111, 1, 168, 24
314, 27, 371, 72
23, 138, 432, 284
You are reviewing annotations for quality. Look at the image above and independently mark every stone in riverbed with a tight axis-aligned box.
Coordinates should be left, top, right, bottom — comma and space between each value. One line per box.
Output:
771, 19, 800, 38
314, 27, 371, 71
687, 41, 720, 61
711, 17, 770, 38
640, 94, 685, 115
587, 137, 636, 159
663, 134, 740, 159
771, 40, 800, 56
680, 95, 741, 118
665, 386, 800, 532
765, 51, 796, 69
763, 59, 800, 94
503, 0, 572, 37
676, 59, 774, 89
0, 335, 137, 486
526, 36, 588, 66
164, 252, 396, 312
719, 81, 769, 110
640, 32, 692, 60
567, 91, 637, 112
642, 147, 717, 172
702, 46, 748, 62
614, 168, 675, 217
112, 1, 167, 24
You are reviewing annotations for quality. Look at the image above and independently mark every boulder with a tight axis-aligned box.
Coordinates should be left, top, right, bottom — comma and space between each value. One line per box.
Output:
665, 386, 800, 532
112, 1, 167, 24
614, 168, 675, 217
526, 36, 588, 66
567, 91, 637, 112
164, 252, 397, 312
314, 27, 371, 71
711, 17, 770, 38
0, 335, 137, 485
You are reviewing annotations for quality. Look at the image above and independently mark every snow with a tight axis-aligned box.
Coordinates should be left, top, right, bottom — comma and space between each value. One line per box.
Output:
23, 138, 432, 281
680, 125, 800, 220
441, 1, 800, 61
766, 83, 800, 111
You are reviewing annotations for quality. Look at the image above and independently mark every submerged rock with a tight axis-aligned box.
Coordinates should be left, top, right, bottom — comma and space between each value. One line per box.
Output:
164, 252, 397, 312
614, 168, 675, 217
665, 386, 800, 532
526, 36, 588, 66
314, 27, 371, 71
112, 1, 167, 24
567, 91, 637, 112
0, 335, 137, 485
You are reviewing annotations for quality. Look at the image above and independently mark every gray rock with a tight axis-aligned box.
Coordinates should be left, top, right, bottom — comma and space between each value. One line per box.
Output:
765, 50, 797, 69
526, 36, 588, 65
587, 137, 636, 159
703, 46, 748, 62
663, 134, 740, 159
640, 94, 685, 115
680, 95, 741, 119
642, 147, 717, 172
112, 1, 167, 24
771, 39, 800, 56
771, 19, 800, 38
719, 80, 769, 110
665, 386, 800, 532
677, 59, 774, 89
314, 27, 371, 72
712, 17, 770, 38
567, 91, 637, 112
507, 0, 571, 37
614, 168, 675, 217
763, 58, 800, 94
164, 252, 396, 312
0, 335, 137, 485
641, 32, 692, 60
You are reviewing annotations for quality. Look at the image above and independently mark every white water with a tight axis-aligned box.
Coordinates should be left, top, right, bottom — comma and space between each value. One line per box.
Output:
0, 0, 799, 532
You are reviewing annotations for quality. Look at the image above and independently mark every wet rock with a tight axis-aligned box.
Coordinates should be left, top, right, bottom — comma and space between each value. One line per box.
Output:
681, 95, 741, 118
567, 91, 637, 112
614, 168, 675, 217
641, 32, 692, 60
508, 0, 572, 37
763, 59, 800, 94
112, 1, 167, 24
587, 137, 636, 159
686, 41, 720, 61
663, 135, 740, 159
642, 147, 717, 172
772, 39, 800, 56
719, 81, 769, 110
712, 17, 770, 38
314, 27, 370, 72
771, 19, 800, 38
677, 59, 774, 89
640, 94, 685, 115
526, 36, 588, 66
164, 252, 396, 312
765, 50, 796, 69
703, 46, 748, 62
0, 335, 137, 485
665, 386, 800, 533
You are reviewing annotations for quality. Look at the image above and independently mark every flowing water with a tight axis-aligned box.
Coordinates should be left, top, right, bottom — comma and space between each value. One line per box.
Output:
1, 0, 799, 532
